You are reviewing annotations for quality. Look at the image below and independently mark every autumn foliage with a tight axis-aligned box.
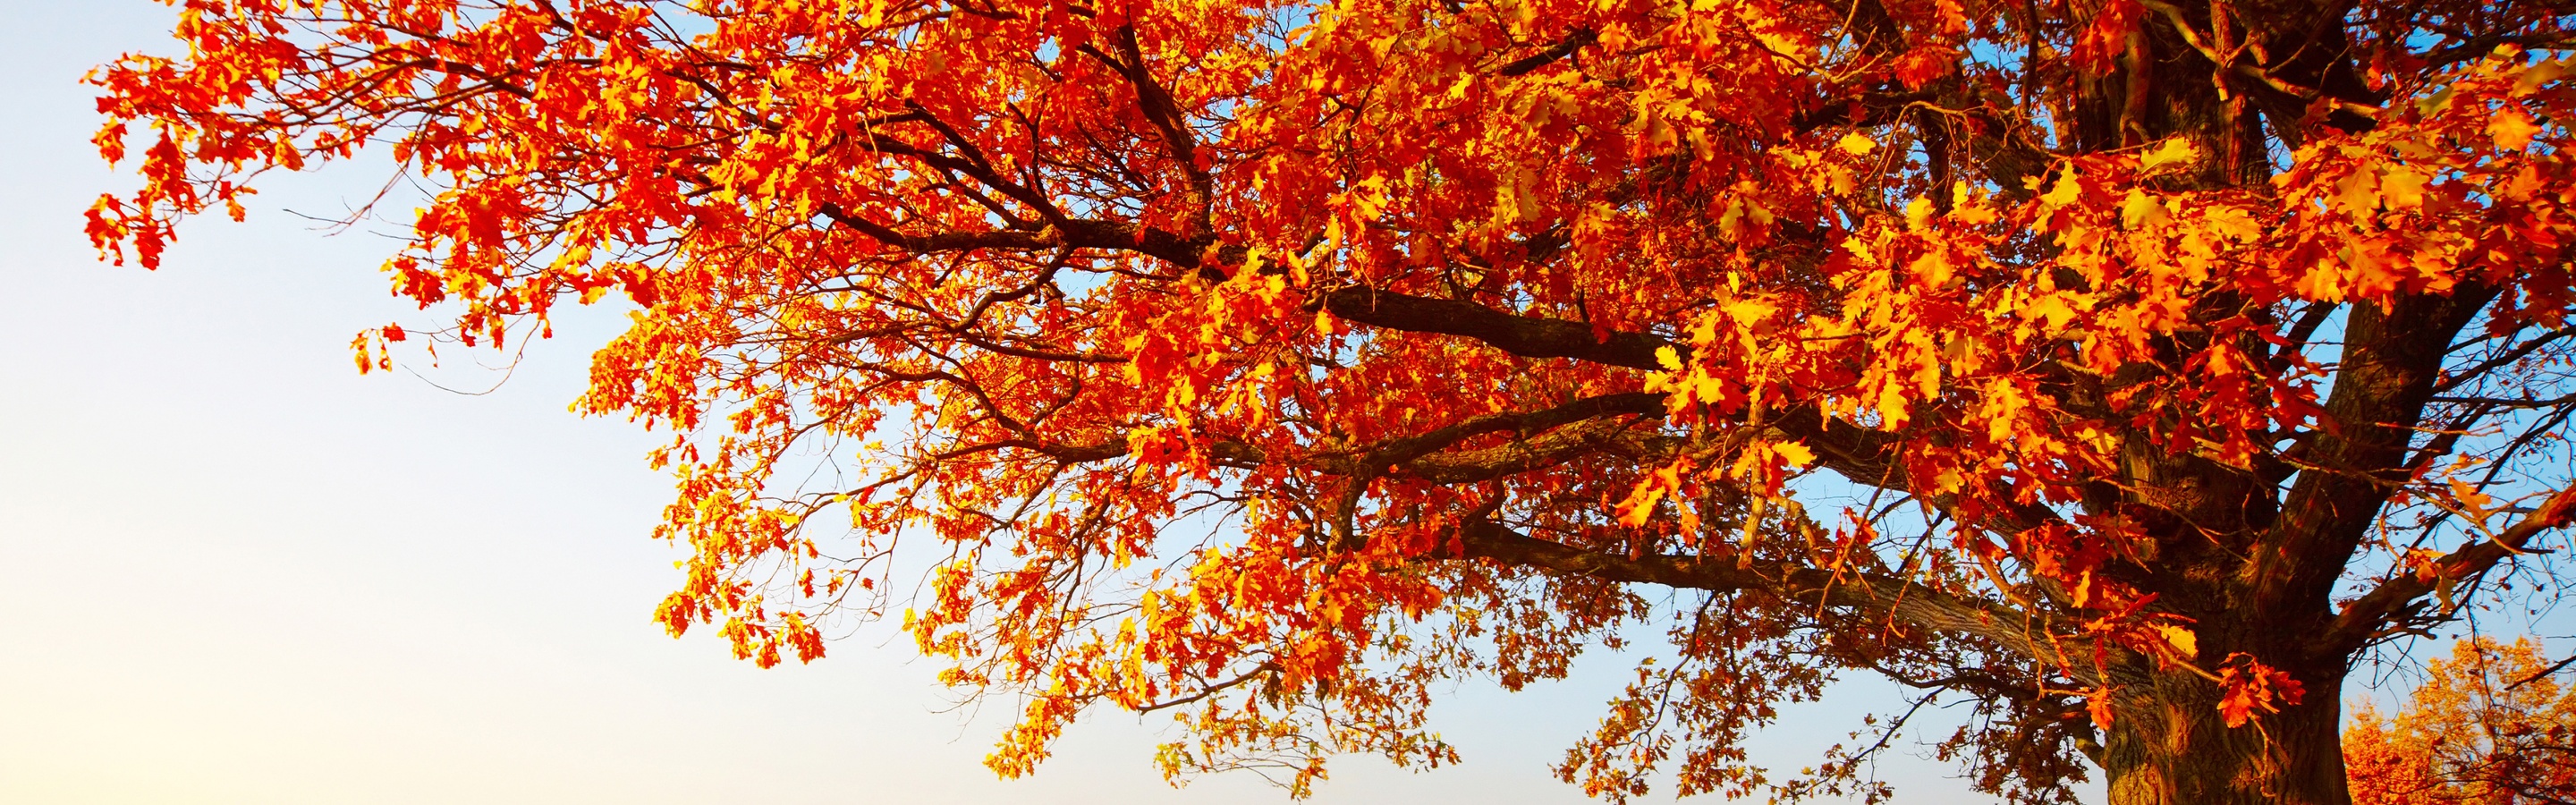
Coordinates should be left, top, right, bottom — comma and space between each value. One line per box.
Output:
88, 0, 2576, 802
2346, 638, 2576, 805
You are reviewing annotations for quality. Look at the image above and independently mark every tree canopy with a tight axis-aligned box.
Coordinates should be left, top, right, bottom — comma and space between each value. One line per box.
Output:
89, 0, 2576, 803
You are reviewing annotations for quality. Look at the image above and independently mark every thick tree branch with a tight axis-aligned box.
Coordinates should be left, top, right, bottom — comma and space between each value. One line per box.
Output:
1446, 520, 2100, 682
2260, 284, 2499, 614
1354, 392, 1665, 467
979, 394, 1665, 480
1496, 29, 1596, 76
1310, 286, 1911, 487
1401, 419, 1665, 483
2318, 485, 2576, 657
1077, 26, 1214, 237
814, 204, 1207, 267
1315, 285, 1669, 370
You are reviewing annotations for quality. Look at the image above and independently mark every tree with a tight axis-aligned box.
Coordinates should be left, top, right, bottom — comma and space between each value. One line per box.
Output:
84, 0, 2576, 802
2345, 637, 2576, 804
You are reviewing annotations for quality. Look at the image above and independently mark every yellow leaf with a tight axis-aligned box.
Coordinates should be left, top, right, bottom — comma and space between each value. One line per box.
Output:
1908, 248, 1953, 289
1836, 132, 1875, 156
1772, 441, 1815, 467
2334, 168, 2380, 218
2199, 206, 2263, 242
1446, 73, 1475, 99
2120, 189, 2168, 228
2378, 166, 2429, 208
2040, 167, 2081, 208
1655, 344, 1683, 370
2514, 59, 2565, 97
2446, 478, 2496, 513
2139, 137, 2199, 173
2492, 110, 2542, 151
1876, 384, 1910, 428
1905, 196, 1935, 231
2024, 293, 2080, 330
2152, 623, 2198, 660
1693, 373, 1726, 404
2418, 87, 2456, 116
1721, 297, 1778, 325
1825, 165, 1856, 195
1614, 477, 1666, 527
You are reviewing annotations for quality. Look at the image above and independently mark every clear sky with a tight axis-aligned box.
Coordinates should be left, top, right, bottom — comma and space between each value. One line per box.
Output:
0, 4, 2115, 804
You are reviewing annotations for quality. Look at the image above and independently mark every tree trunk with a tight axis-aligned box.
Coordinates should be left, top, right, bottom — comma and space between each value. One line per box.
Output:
2051, 4, 2371, 802
2101, 660, 2351, 805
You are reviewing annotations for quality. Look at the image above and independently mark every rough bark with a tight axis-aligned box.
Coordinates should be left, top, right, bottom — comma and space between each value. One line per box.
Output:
2099, 662, 2351, 805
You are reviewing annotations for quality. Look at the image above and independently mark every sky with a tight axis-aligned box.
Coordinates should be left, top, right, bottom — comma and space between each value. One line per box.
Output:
0, 4, 2148, 805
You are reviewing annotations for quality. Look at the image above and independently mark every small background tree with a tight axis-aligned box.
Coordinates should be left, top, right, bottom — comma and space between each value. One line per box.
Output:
2348, 638, 2576, 805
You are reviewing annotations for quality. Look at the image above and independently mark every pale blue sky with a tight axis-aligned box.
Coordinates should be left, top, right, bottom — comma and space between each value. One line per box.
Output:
0, 4, 2070, 803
